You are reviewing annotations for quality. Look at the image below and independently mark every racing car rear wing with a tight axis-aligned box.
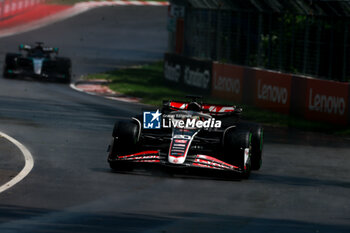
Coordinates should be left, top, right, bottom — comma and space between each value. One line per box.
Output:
162, 100, 242, 117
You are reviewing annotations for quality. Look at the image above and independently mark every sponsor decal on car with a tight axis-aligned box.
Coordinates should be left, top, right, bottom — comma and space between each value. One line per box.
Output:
174, 139, 187, 143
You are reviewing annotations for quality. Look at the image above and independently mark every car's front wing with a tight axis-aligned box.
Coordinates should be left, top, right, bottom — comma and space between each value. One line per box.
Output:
108, 150, 243, 173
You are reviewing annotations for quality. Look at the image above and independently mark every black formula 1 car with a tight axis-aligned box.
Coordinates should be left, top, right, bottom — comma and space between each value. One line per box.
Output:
3, 42, 71, 83
107, 97, 263, 179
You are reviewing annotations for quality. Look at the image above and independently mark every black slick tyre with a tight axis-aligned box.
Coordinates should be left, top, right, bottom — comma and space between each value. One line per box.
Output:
224, 129, 252, 179
3, 53, 20, 78
250, 126, 263, 170
54, 57, 72, 83
109, 120, 140, 171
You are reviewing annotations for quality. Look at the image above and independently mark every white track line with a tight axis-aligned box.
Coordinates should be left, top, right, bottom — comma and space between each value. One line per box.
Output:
0, 132, 34, 194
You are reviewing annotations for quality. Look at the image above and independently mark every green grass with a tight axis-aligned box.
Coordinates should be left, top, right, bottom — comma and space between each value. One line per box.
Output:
84, 61, 350, 135
85, 62, 188, 106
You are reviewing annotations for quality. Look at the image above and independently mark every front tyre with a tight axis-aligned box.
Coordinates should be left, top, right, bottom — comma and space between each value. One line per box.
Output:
3, 66, 15, 78
3, 53, 20, 79
108, 120, 140, 171
224, 129, 252, 179
54, 57, 72, 83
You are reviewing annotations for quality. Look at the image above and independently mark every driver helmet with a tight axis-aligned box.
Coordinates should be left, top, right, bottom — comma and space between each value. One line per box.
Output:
187, 102, 202, 112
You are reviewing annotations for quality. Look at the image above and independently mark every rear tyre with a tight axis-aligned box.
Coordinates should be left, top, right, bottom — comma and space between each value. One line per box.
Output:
236, 123, 263, 171
224, 129, 252, 178
55, 57, 72, 83
250, 126, 263, 170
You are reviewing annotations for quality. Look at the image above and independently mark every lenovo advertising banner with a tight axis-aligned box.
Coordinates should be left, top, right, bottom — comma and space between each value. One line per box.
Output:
305, 79, 349, 125
164, 53, 212, 94
166, 54, 349, 125
212, 62, 244, 102
254, 70, 292, 114
211, 63, 293, 114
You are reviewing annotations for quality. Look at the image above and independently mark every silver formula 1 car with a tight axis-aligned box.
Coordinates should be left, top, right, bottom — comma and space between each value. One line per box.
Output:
3, 42, 71, 83
108, 97, 263, 179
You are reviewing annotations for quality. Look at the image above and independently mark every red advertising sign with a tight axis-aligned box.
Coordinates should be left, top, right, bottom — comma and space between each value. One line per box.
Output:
1, 0, 42, 19
305, 79, 349, 125
254, 69, 292, 114
212, 63, 244, 102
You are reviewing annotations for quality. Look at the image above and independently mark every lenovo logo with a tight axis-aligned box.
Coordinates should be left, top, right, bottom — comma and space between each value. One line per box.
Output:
257, 79, 288, 104
213, 76, 240, 94
308, 88, 346, 115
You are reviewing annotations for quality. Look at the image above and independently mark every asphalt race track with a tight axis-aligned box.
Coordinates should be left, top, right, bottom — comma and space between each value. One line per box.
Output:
0, 6, 349, 233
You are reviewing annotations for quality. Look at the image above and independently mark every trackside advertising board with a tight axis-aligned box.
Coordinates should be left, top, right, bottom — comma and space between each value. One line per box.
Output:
254, 70, 292, 114
164, 53, 212, 94
305, 79, 349, 125
0, 0, 43, 20
211, 63, 292, 114
163, 53, 350, 125
212, 63, 244, 102
163, 53, 182, 84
